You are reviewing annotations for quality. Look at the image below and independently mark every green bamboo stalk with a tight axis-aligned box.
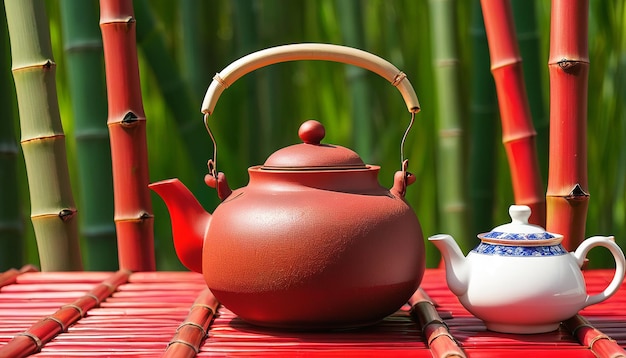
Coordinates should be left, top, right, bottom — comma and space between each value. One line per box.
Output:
428, 0, 468, 251
4, 0, 83, 271
179, 0, 210, 100
59, 0, 117, 271
511, 0, 548, 183
232, 0, 262, 165
585, 0, 626, 262
0, 3, 24, 270
468, 0, 498, 235
337, 0, 372, 160
134, 0, 209, 203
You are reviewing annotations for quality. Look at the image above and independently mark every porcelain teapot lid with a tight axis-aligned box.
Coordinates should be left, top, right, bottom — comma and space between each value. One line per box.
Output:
477, 205, 563, 246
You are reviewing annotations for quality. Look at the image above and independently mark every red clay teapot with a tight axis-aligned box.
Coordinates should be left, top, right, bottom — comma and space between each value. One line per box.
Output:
150, 44, 425, 329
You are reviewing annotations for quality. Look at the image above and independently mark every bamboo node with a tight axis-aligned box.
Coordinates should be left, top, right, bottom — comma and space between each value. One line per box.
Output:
15, 332, 43, 351
43, 60, 54, 69
428, 331, 458, 346
121, 111, 139, 126
556, 58, 585, 74
44, 316, 67, 332
84, 293, 101, 305
192, 303, 216, 314
176, 321, 207, 337
566, 184, 589, 199
0, 142, 19, 155
61, 304, 85, 318
213, 73, 229, 88
392, 71, 407, 87
58, 209, 77, 222
166, 338, 199, 353
588, 334, 616, 350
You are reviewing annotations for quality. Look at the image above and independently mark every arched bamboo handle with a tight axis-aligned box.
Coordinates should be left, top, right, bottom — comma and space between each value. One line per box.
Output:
201, 43, 420, 115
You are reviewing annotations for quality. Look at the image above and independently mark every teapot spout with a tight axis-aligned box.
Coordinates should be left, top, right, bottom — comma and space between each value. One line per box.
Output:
149, 179, 209, 273
428, 234, 469, 296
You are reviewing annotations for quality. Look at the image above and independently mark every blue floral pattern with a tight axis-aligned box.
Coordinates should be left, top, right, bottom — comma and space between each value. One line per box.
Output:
481, 231, 556, 241
472, 242, 568, 256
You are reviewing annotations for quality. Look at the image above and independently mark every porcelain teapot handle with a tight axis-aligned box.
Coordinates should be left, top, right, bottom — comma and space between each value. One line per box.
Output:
572, 236, 626, 307
201, 43, 420, 115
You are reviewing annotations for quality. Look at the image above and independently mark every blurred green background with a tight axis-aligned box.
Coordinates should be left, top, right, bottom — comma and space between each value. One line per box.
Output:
1, 0, 625, 270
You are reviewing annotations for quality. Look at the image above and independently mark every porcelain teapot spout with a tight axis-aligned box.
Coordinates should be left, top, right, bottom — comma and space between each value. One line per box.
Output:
428, 234, 469, 296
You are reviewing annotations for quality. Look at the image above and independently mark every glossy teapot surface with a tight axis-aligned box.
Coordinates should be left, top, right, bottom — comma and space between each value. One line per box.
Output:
429, 205, 626, 334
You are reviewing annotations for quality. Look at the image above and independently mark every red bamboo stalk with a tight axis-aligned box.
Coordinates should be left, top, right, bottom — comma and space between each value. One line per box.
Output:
480, 0, 545, 226
99, 0, 155, 271
0, 270, 130, 358
546, 0, 590, 250
163, 288, 219, 358
409, 288, 466, 358
563, 315, 626, 358
0, 265, 38, 288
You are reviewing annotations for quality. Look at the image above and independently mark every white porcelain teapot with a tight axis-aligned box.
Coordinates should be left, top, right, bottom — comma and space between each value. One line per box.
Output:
429, 205, 625, 334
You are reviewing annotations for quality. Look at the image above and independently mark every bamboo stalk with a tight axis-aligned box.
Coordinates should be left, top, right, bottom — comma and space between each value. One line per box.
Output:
0, 264, 37, 288
480, 0, 546, 226
133, 0, 209, 190
563, 315, 626, 358
4, 0, 83, 271
59, 0, 118, 271
511, 0, 549, 183
163, 288, 219, 358
0, 270, 130, 358
100, 0, 155, 271
545, 0, 590, 250
179, 0, 208, 100
409, 288, 466, 358
429, 0, 468, 251
468, 0, 498, 235
337, 0, 372, 160
585, 0, 626, 264
0, 3, 24, 271
232, 0, 263, 165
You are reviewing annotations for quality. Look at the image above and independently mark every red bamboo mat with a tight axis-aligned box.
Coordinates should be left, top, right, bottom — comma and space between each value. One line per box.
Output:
0, 269, 624, 357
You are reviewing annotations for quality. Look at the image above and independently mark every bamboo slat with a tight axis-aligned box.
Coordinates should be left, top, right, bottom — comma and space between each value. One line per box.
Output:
0, 269, 623, 357
0, 270, 130, 357
409, 288, 466, 358
163, 288, 219, 358
0, 265, 37, 288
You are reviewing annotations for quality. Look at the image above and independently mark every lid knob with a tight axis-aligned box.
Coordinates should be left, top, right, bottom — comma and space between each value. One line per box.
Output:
298, 120, 325, 144
509, 205, 531, 225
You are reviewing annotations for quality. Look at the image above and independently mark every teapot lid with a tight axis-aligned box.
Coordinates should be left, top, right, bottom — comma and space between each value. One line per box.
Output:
477, 205, 563, 246
261, 120, 369, 170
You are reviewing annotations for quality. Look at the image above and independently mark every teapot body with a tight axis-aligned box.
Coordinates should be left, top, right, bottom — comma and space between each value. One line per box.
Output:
429, 205, 626, 334
461, 245, 585, 334
203, 167, 425, 329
